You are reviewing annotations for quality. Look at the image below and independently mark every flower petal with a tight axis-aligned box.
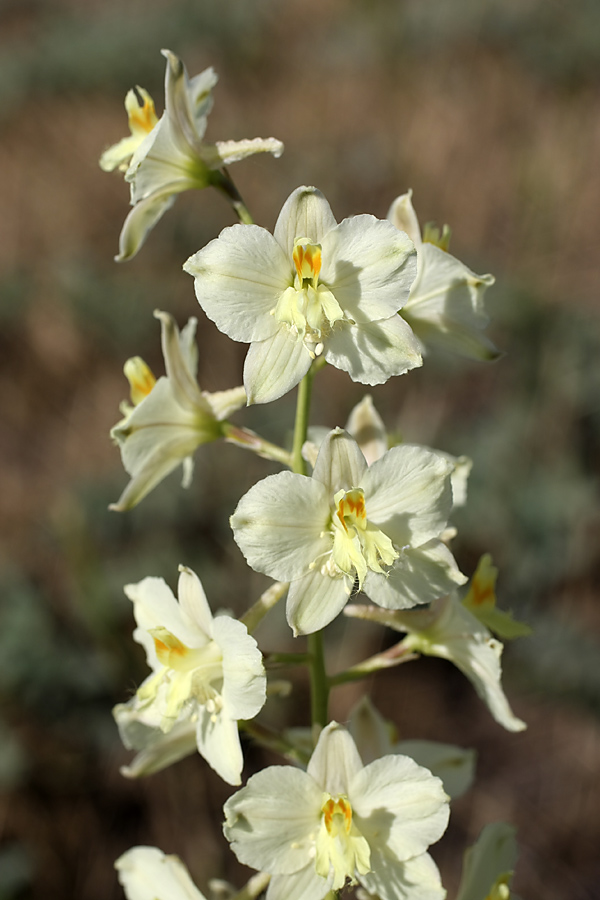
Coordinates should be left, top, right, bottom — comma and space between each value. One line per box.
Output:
116, 846, 208, 900
161, 49, 217, 147
214, 615, 266, 720
273, 186, 337, 257
267, 865, 330, 900
155, 311, 205, 411
362, 445, 454, 547
364, 540, 466, 610
351, 755, 449, 862
230, 471, 330, 581
195, 707, 244, 785
176, 566, 213, 638
307, 722, 364, 796
345, 395, 388, 466
320, 215, 417, 321
114, 701, 197, 777
286, 567, 351, 636
311, 428, 368, 496
116, 191, 177, 262
324, 315, 422, 386
243, 329, 312, 405
210, 136, 284, 165
124, 576, 191, 667
386, 190, 423, 247
359, 852, 445, 900
396, 740, 476, 799
224, 766, 322, 874
184, 224, 289, 342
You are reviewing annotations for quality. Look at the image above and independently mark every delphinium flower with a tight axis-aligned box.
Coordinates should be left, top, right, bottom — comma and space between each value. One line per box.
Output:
231, 427, 466, 635
388, 190, 500, 361
347, 696, 475, 800
346, 555, 529, 732
116, 565, 266, 785
224, 721, 450, 900
110, 310, 246, 511
101, 49, 284, 260
116, 847, 208, 900
184, 185, 422, 404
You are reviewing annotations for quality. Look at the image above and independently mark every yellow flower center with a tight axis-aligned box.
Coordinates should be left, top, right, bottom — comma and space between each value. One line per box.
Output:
326, 488, 398, 588
124, 356, 156, 405
315, 793, 370, 890
127, 87, 159, 136
422, 222, 452, 252
137, 628, 224, 731
272, 238, 346, 353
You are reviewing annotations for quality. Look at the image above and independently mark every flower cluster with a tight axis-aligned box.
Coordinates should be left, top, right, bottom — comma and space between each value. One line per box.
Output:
101, 48, 528, 900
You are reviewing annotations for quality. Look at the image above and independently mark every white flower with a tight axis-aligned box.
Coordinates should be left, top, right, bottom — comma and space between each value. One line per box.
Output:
347, 696, 475, 800
347, 559, 527, 733
230, 428, 466, 635
116, 565, 266, 785
223, 721, 449, 900
110, 310, 246, 511
388, 191, 500, 361
116, 846, 208, 900
108, 49, 283, 261
184, 185, 422, 405
455, 823, 518, 900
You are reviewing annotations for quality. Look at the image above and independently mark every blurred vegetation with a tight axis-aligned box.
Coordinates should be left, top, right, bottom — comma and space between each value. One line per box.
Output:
0, 1, 599, 899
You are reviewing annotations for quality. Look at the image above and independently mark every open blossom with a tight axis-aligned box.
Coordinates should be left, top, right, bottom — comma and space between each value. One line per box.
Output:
346, 556, 528, 733
110, 310, 246, 511
116, 565, 266, 785
184, 185, 421, 405
388, 190, 500, 361
224, 721, 449, 900
102, 49, 283, 261
231, 428, 466, 635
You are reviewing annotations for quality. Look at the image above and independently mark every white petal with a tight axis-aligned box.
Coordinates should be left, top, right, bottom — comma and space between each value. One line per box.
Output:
396, 740, 476, 799
211, 136, 284, 165
363, 541, 466, 610
176, 566, 213, 638
347, 696, 395, 763
224, 766, 322, 874
362, 444, 454, 546
116, 191, 177, 262
267, 866, 330, 900
320, 216, 417, 321
403, 243, 499, 361
324, 316, 422, 386
345, 395, 388, 465
184, 225, 289, 342
273, 186, 337, 257
161, 49, 217, 146
116, 846, 207, 900
155, 311, 205, 410
214, 616, 266, 720
311, 428, 368, 495
125, 576, 191, 667
359, 852, 445, 900
386, 190, 423, 247
455, 822, 517, 900
243, 330, 312, 405
286, 568, 351, 636
307, 722, 363, 795
114, 702, 197, 777
203, 385, 247, 419
230, 471, 330, 581
351, 755, 449, 862
195, 707, 244, 785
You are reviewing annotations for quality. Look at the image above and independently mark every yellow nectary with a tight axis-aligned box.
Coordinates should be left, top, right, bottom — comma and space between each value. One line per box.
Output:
315, 792, 371, 890
329, 488, 398, 587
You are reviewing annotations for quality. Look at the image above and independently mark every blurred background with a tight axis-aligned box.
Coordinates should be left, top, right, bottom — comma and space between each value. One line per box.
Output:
1, 0, 599, 897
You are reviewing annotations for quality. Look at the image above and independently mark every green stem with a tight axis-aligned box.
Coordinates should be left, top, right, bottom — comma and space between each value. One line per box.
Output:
212, 168, 254, 224
291, 370, 330, 727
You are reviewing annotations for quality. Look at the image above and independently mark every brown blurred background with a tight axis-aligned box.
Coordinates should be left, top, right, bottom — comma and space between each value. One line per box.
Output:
1, 1, 600, 898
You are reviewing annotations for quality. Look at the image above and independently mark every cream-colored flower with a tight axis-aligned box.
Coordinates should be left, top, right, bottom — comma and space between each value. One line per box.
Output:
111, 310, 245, 510
185, 186, 421, 405
224, 721, 449, 900
103, 50, 283, 260
116, 565, 266, 785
